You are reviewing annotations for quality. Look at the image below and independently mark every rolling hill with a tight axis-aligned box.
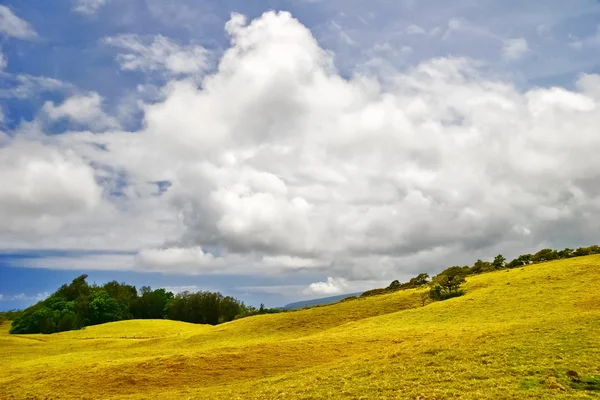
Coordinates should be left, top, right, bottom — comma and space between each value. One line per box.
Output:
282, 292, 363, 310
1, 255, 600, 399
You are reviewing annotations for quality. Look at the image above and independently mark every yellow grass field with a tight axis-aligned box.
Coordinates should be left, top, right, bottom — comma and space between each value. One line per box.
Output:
1, 256, 600, 399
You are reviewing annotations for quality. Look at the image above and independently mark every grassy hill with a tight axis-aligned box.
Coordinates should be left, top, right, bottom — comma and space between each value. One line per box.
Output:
1, 255, 600, 399
282, 292, 363, 310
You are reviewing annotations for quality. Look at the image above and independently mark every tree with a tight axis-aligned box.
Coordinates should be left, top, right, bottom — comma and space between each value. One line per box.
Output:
506, 254, 532, 269
387, 280, 402, 291
132, 287, 173, 319
492, 254, 506, 270
430, 267, 466, 300
102, 281, 138, 319
56, 275, 91, 301
89, 291, 122, 325
471, 259, 492, 274
532, 248, 558, 263
408, 273, 430, 287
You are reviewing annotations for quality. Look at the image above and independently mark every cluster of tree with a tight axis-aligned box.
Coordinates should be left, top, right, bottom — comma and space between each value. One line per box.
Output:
437, 244, 600, 279
0, 309, 21, 323
8, 275, 266, 334
237, 303, 284, 318
425, 244, 600, 303
358, 244, 600, 305
360, 273, 430, 298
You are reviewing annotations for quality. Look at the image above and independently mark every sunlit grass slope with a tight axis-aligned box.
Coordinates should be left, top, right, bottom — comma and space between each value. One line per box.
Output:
1, 256, 600, 399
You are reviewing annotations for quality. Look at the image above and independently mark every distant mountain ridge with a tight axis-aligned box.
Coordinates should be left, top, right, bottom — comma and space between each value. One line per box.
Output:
282, 292, 363, 310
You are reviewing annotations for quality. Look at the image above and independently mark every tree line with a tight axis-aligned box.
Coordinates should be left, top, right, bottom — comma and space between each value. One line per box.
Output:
8, 275, 282, 334
360, 244, 600, 303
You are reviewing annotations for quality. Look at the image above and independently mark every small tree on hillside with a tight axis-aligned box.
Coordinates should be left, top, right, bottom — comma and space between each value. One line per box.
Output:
387, 280, 402, 291
408, 273, 430, 288
532, 248, 558, 263
492, 254, 506, 269
506, 253, 532, 268
471, 259, 492, 274
429, 267, 466, 301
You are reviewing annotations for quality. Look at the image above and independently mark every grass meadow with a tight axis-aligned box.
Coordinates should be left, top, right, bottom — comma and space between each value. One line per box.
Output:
1, 255, 600, 399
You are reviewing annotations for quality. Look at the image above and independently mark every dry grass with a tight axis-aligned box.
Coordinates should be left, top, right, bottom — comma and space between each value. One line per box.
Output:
1, 256, 600, 399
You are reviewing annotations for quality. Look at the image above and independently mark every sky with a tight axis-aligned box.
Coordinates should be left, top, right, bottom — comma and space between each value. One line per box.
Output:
1, 0, 600, 310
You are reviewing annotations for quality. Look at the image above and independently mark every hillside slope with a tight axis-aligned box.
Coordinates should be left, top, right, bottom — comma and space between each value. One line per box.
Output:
282, 292, 362, 310
1, 256, 600, 399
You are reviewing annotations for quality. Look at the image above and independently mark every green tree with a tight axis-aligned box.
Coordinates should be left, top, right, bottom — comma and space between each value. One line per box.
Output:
102, 281, 138, 319
88, 291, 122, 325
492, 254, 506, 270
471, 259, 492, 274
430, 267, 466, 300
132, 287, 173, 319
532, 248, 558, 263
408, 273, 430, 287
557, 248, 574, 258
506, 254, 532, 268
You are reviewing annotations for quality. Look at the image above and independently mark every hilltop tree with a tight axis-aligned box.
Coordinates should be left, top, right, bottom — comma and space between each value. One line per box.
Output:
471, 259, 492, 274
388, 280, 402, 291
102, 281, 138, 319
88, 291, 122, 325
132, 287, 173, 319
506, 254, 532, 269
492, 254, 506, 270
408, 273, 430, 287
532, 248, 558, 263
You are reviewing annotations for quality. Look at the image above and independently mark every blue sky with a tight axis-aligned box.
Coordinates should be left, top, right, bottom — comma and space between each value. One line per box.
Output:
1, 0, 600, 311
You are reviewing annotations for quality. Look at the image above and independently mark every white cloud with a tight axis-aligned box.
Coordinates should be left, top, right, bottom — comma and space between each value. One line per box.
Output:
4, 11, 600, 284
162, 285, 202, 294
72, 0, 109, 15
0, 138, 105, 236
135, 247, 223, 273
0, 74, 72, 99
0, 5, 37, 40
0, 292, 49, 302
103, 34, 209, 75
502, 38, 529, 61
12, 253, 135, 271
262, 255, 326, 269
405, 24, 426, 35
42, 92, 120, 130
304, 277, 348, 295
0, 52, 6, 70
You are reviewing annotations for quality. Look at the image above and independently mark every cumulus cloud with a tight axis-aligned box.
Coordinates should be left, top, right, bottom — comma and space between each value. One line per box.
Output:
103, 34, 209, 75
3, 11, 600, 283
42, 92, 120, 130
0, 138, 105, 235
304, 277, 348, 295
0, 5, 37, 40
502, 38, 529, 60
